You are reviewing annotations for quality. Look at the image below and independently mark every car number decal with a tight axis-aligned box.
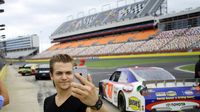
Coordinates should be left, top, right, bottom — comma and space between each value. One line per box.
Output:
107, 82, 113, 99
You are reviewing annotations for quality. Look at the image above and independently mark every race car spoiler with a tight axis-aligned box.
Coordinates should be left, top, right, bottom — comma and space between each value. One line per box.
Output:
142, 78, 200, 88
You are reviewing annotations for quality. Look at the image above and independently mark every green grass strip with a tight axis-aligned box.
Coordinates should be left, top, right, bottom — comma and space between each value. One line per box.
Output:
179, 64, 195, 72
86, 57, 197, 69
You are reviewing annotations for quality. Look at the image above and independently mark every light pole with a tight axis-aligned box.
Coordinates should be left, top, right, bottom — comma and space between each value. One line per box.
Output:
0, 24, 5, 27
0, 24, 5, 31
0, 0, 5, 4
0, 34, 6, 58
0, 0, 5, 59
0, 9, 3, 13
0, 35, 5, 39
0, 28, 5, 30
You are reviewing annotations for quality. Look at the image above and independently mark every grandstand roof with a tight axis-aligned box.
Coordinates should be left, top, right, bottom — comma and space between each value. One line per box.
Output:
6, 49, 38, 59
50, 0, 166, 41
51, 16, 155, 42
159, 7, 200, 20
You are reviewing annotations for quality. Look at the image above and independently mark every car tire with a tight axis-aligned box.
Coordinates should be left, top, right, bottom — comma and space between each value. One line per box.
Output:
35, 76, 39, 80
99, 83, 104, 99
151, 109, 157, 112
22, 73, 25, 76
192, 106, 200, 112
118, 91, 127, 112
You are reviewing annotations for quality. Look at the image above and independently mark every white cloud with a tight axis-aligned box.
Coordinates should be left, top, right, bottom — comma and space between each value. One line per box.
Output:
1, 0, 200, 53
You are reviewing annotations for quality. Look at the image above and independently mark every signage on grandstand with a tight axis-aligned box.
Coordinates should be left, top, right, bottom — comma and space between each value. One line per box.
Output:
50, 0, 166, 40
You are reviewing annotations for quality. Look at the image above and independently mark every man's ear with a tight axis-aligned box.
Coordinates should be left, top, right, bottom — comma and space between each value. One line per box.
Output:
50, 73, 53, 80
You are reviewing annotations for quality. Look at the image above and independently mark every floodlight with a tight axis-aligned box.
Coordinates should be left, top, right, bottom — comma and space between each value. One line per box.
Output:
0, 24, 5, 27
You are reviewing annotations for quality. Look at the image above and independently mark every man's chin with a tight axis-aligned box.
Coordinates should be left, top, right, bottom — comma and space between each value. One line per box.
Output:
61, 87, 70, 90
60, 85, 71, 90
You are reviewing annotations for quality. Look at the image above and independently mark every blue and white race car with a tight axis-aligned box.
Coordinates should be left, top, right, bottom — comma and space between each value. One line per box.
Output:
99, 67, 200, 112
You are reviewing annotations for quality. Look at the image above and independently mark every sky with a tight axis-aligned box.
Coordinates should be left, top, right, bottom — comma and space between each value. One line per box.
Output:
0, 0, 200, 52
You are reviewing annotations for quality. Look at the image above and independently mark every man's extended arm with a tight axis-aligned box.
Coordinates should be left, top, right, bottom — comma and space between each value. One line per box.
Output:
0, 80, 9, 106
71, 74, 107, 112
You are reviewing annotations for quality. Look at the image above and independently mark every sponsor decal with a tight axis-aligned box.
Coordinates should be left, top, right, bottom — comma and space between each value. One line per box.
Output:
166, 91, 177, 96
114, 87, 118, 94
114, 97, 117, 103
107, 83, 113, 99
128, 96, 141, 110
113, 87, 119, 103
166, 102, 186, 107
102, 83, 108, 98
156, 92, 166, 97
184, 90, 193, 95
157, 96, 195, 100
146, 100, 200, 111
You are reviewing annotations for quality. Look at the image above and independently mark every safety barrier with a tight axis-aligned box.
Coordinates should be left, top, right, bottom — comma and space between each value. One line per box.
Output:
0, 65, 8, 80
99, 51, 200, 59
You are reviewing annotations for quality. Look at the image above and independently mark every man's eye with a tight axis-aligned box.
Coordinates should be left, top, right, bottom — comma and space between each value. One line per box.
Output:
66, 72, 72, 75
56, 72, 63, 75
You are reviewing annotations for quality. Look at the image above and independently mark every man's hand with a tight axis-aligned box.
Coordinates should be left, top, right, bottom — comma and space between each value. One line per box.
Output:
71, 74, 98, 106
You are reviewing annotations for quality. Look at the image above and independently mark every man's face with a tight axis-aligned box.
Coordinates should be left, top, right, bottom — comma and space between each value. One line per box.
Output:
50, 62, 74, 90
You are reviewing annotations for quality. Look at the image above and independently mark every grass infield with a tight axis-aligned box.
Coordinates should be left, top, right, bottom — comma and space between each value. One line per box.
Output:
179, 64, 195, 72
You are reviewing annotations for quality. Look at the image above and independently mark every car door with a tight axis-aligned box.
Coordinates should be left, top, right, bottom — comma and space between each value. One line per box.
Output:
105, 71, 121, 102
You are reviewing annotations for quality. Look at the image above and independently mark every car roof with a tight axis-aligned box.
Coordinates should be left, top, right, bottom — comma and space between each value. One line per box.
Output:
38, 64, 49, 68
116, 67, 162, 71
24, 63, 37, 67
129, 66, 162, 70
129, 67, 175, 81
116, 66, 175, 81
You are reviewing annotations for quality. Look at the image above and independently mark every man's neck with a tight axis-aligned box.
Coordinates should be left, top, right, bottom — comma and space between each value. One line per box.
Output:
56, 88, 71, 99
55, 88, 72, 107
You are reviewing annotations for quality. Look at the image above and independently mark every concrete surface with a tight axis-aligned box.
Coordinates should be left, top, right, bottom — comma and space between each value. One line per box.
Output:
1, 66, 41, 112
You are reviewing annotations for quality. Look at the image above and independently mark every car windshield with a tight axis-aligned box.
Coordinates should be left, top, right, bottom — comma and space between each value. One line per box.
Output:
134, 69, 175, 81
24, 64, 33, 67
39, 64, 49, 68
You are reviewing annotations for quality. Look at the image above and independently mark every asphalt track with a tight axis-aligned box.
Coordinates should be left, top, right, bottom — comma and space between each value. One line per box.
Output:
90, 57, 196, 87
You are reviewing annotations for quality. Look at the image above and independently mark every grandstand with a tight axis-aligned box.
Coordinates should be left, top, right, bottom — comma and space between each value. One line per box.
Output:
3, 34, 39, 59
33, 0, 200, 59
0, 0, 5, 69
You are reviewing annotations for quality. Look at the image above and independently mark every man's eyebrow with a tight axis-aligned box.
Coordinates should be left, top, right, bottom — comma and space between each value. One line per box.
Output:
55, 71, 63, 73
65, 71, 72, 73
55, 71, 72, 73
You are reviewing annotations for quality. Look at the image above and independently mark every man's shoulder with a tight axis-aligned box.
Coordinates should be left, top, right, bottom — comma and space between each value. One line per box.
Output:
68, 96, 87, 107
44, 94, 56, 104
69, 96, 82, 103
196, 61, 200, 67
197, 61, 200, 65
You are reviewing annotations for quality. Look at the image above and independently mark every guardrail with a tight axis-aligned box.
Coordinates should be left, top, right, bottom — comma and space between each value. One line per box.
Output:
0, 65, 8, 80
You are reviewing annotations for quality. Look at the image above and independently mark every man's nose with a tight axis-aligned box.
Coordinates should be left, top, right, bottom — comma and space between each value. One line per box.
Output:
62, 74, 68, 79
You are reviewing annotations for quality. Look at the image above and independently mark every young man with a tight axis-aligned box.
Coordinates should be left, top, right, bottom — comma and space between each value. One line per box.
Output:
44, 54, 107, 112
195, 55, 200, 78
0, 80, 9, 108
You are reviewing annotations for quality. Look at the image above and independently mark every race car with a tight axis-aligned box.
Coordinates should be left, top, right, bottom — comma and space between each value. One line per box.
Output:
18, 63, 38, 76
99, 67, 200, 112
